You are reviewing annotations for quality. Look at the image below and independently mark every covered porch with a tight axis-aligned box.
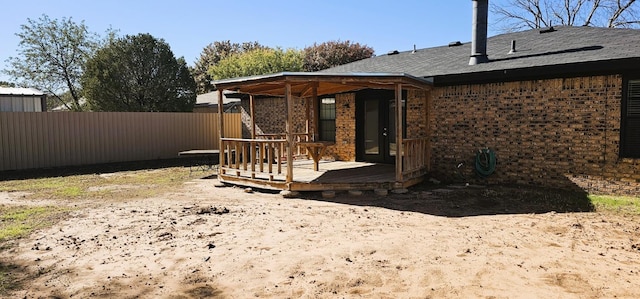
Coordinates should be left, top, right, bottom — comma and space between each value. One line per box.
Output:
213, 72, 432, 191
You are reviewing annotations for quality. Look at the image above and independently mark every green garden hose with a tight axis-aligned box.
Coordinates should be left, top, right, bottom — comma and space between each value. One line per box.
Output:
475, 148, 496, 177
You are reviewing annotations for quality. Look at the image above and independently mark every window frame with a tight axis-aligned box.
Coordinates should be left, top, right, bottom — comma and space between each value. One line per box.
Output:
318, 96, 336, 142
621, 76, 640, 158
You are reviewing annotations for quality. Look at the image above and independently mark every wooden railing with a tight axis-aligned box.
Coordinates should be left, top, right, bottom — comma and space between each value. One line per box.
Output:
256, 133, 310, 157
220, 136, 429, 186
220, 138, 289, 181
402, 138, 430, 180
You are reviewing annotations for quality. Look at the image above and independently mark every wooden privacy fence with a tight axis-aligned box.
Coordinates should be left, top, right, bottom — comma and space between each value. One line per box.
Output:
0, 112, 241, 171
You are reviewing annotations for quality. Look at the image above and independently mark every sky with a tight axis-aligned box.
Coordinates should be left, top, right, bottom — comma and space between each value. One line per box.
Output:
0, 0, 507, 83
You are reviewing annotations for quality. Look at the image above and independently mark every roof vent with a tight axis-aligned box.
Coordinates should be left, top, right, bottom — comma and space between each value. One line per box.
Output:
387, 50, 399, 55
540, 26, 555, 34
508, 40, 517, 54
412, 44, 417, 53
449, 41, 463, 47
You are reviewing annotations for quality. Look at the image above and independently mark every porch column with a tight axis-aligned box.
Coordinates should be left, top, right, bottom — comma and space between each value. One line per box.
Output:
217, 89, 225, 167
395, 83, 403, 185
312, 85, 319, 141
285, 82, 294, 184
250, 94, 256, 139
305, 95, 311, 141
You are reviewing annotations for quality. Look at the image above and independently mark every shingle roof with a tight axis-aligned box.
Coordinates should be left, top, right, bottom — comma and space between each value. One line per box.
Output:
196, 90, 239, 105
323, 26, 640, 83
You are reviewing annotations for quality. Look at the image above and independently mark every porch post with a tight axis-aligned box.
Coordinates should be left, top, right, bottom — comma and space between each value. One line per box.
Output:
285, 82, 294, 184
217, 89, 225, 167
305, 95, 311, 141
312, 85, 319, 141
395, 83, 403, 185
250, 94, 256, 139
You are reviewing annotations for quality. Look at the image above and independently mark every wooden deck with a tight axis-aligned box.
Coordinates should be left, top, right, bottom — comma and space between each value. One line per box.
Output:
217, 137, 429, 192
218, 160, 418, 191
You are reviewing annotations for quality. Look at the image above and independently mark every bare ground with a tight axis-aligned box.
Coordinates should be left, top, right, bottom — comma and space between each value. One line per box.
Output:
1, 177, 639, 299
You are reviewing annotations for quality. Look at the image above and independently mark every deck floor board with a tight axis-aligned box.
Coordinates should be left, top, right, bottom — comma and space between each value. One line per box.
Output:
220, 160, 399, 191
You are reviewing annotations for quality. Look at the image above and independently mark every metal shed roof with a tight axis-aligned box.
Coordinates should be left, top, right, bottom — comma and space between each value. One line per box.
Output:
0, 87, 45, 96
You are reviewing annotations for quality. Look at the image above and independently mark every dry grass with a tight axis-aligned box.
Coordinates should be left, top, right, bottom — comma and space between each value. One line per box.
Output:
589, 194, 640, 215
0, 161, 207, 294
0, 205, 72, 294
0, 206, 70, 243
0, 166, 196, 201
0, 163, 202, 248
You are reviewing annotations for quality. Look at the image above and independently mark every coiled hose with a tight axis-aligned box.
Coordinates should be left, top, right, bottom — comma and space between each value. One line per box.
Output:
475, 148, 496, 177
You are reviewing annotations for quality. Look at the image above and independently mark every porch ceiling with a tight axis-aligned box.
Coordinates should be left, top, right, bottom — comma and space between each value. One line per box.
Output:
212, 72, 433, 97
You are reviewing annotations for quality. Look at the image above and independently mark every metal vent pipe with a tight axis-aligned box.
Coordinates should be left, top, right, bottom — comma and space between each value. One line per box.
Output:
469, 0, 489, 65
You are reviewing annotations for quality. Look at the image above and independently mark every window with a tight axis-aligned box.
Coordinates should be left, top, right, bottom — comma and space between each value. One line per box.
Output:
622, 79, 640, 157
319, 97, 336, 141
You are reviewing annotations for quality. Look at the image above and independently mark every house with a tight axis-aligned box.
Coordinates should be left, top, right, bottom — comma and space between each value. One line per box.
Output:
193, 90, 241, 113
212, 0, 640, 195
0, 87, 47, 112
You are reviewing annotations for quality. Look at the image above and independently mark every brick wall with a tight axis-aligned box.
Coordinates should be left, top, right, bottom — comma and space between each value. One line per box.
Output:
407, 89, 429, 139
240, 97, 308, 138
329, 90, 427, 161
331, 93, 356, 161
430, 75, 640, 195
236, 78, 638, 195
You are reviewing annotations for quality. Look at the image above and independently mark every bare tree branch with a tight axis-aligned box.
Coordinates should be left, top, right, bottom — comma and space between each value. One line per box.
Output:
584, 0, 602, 26
493, 0, 640, 31
610, 19, 640, 26
608, 0, 637, 27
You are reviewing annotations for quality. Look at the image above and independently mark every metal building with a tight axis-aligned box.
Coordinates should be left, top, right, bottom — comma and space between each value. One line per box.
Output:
0, 87, 47, 112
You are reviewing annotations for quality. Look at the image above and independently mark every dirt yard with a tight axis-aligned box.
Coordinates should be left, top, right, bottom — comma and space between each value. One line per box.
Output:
1, 175, 640, 298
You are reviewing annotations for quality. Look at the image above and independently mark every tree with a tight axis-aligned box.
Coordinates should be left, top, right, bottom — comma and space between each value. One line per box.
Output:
192, 41, 266, 94
208, 48, 303, 80
82, 33, 196, 112
302, 40, 375, 72
0, 81, 16, 87
492, 0, 640, 31
3, 15, 104, 111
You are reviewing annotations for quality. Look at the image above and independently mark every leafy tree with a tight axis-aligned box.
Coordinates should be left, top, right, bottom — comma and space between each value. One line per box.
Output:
493, 0, 640, 31
208, 48, 303, 80
192, 40, 266, 94
0, 81, 16, 87
3, 15, 104, 111
302, 40, 375, 72
82, 33, 196, 112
